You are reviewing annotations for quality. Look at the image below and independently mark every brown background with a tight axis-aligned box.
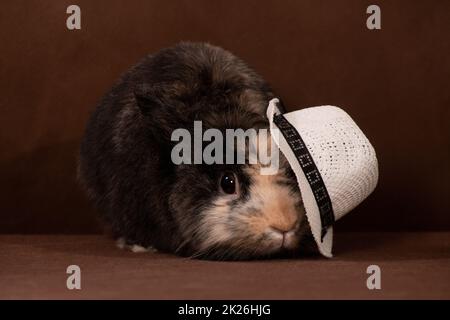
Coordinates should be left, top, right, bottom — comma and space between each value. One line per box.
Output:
1, 0, 449, 234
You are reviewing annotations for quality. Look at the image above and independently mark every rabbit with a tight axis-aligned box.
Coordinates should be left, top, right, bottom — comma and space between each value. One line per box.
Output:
78, 42, 312, 260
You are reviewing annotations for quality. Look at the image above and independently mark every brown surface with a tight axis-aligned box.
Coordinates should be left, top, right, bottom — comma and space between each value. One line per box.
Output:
0, 233, 449, 299
1, 1, 450, 233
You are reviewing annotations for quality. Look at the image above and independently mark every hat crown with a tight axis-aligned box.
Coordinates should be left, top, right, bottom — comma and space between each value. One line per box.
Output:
267, 98, 379, 257
283, 105, 378, 220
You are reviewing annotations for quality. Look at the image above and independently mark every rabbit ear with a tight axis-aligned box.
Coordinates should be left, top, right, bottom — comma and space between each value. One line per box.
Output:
134, 84, 187, 143
134, 83, 184, 118
134, 84, 161, 117
134, 92, 152, 116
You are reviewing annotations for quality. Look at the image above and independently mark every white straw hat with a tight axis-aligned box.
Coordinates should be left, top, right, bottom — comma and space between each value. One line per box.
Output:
267, 98, 378, 257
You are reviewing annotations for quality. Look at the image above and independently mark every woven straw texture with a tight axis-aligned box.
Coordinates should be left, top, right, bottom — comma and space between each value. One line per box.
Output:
267, 99, 378, 257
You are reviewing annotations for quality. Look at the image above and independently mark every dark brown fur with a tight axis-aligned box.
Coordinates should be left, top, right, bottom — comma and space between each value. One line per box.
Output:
79, 42, 308, 259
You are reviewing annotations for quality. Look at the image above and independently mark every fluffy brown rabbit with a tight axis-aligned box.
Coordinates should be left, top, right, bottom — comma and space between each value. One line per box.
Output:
78, 42, 312, 260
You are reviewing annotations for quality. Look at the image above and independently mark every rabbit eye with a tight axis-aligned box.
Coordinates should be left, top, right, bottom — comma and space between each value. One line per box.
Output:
220, 172, 237, 194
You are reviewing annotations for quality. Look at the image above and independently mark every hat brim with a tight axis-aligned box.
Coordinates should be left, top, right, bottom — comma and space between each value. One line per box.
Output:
267, 99, 333, 258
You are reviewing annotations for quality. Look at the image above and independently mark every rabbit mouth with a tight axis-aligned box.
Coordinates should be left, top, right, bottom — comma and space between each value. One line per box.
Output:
271, 228, 300, 251
187, 228, 303, 260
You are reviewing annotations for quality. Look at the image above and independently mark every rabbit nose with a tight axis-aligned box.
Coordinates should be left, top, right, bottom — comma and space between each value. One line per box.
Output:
270, 225, 295, 233
269, 225, 296, 235
269, 219, 298, 234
